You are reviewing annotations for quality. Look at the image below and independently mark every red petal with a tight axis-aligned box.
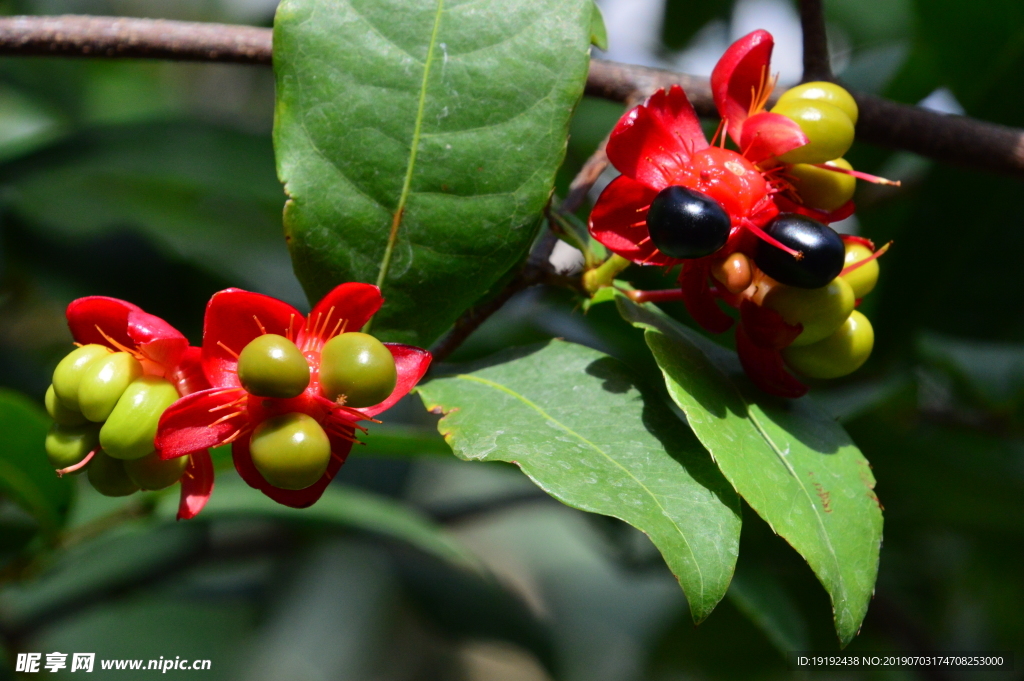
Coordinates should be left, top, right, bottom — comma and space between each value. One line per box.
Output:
67, 297, 188, 372
607, 101, 688, 190
303, 283, 384, 344
156, 388, 248, 458
232, 427, 354, 509
739, 299, 802, 350
711, 29, 774, 146
679, 261, 734, 334
736, 324, 807, 398
202, 288, 304, 389
355, 344, 432, 418
774, 196, 856, 225
740, 112, 808, 164
589, 175, 675, 267
177, 450, 214, 520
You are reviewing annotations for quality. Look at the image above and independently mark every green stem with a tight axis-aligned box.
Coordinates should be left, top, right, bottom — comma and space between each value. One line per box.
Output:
583, 254, 631, 294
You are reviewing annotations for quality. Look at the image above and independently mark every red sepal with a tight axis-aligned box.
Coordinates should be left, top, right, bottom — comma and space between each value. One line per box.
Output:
169, 346, 210, 397
201, 289, 303, 389
841, 234, 876, 250
736, 324, 807, 398
739, 300, 802, 350
644, 86, 709, 159
231, 425, 355, 509
156, 388, 247, 459
356, 344, 433, 418
740, 112, 808, 164
711, 29, 775, 146
589, 175, 674, 266
679, 261, 734, 334
775, 196, 856, 225
177, 450, 214, 520
67, 296, 188, 373
306, 283, 384, 340
607, 100, 694, 190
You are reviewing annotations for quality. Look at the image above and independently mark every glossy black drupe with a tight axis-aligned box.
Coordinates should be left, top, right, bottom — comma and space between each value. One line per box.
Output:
755, 213, 845, 288
646, 186, 731, 259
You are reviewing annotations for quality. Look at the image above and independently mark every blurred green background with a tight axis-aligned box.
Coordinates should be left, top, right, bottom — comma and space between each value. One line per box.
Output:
1, 0, 1023, 679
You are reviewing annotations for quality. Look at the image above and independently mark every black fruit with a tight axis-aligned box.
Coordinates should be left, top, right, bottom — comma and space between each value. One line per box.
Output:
754, 214, 845, 288
646, 186, 731, 259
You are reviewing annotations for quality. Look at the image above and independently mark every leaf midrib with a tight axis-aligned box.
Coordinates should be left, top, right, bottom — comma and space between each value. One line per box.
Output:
452, 372, 706, 601
372, 0, 446, 295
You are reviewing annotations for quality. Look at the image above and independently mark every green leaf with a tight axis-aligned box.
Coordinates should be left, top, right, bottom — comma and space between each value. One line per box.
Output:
273, 0, 594, 344
0, 84, 65, 163
616, 297, 882, 646
155, 477, 479, 571
416, 339, 742, 621
590, 1, 608, 51
0, 389, 73, 537
4, 122, 298, 299
727, 563, 810, 654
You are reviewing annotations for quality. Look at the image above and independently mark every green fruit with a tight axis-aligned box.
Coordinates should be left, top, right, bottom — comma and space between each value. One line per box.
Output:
45, 422, 100, 471
249, 413, 331, 490
100, 377, 181, 460
237, 334, 310, 398
840, 242, 879, 299
775, 81, 859, 125
45, 384, 87, 427
787, 158, 856, 212
87, 450, 139, 497
772, 100, 855, 165
78, 352, 143, 422
52, 344, 112, 411
319, 332, 397, 408
763, 277, 855, 347
123, 451, 188, 490
783, 310, 874, 379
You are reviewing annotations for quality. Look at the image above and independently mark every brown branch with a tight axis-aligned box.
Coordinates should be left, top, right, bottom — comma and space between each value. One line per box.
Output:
0, 15, 271, 64
586, 59, 716, 116
799, 0, 833, 82
427, 242, 587, 364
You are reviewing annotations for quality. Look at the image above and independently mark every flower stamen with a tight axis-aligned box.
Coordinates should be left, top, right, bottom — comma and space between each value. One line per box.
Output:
741, 218, 803, 259
811, 163, 902, 186
840, 241, 892, 277
217, 340, 240, 359
57, 448, 97, 477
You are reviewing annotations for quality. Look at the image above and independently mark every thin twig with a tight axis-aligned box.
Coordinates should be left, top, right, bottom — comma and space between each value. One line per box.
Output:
799, 0, 833, 82
0, 15, 271, 64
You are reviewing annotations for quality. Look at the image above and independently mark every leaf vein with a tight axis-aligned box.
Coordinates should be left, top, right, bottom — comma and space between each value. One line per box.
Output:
452, 372, 706, 600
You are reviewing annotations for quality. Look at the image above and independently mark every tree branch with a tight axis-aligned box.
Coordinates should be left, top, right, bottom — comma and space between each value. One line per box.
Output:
0, 15, 271, 64
799, 0, 833, 82
2, 15, 1024, 177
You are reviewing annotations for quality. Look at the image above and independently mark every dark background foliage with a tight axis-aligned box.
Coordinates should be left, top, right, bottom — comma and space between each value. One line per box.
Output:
0, 0, 1022, 679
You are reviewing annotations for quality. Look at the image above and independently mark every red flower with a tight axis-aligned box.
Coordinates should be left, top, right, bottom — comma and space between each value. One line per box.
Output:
66, 297, 214, 519
590, 30, 808, 274
155, 283, 431, 509
589, 30, 850, 398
